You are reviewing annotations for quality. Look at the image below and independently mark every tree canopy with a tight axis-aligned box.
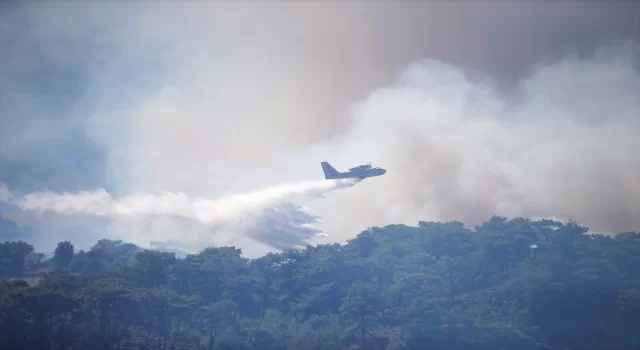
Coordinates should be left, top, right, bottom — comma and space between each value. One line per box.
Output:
53, 241, 74, 268
1, 216, 639, 349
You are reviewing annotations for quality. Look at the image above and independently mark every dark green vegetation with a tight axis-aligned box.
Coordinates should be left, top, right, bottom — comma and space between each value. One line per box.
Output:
1, 217, 639, 349
53, 241, 75, 268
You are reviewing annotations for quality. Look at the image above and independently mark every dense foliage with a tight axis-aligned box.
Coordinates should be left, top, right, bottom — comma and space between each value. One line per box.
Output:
53, 241, 75, 268
1, 216, 639, 349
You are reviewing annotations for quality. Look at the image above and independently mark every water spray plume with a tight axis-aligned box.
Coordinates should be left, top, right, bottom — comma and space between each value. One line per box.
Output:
0, 179, 361, 254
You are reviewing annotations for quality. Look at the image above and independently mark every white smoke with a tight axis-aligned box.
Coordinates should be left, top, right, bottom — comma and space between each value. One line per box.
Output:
0, 179, 360, 256
311, 45, 640, 237
1, 1, 638, 256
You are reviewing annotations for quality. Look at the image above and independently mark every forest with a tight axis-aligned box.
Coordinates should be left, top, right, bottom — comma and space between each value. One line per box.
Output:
1, 216, 639, 350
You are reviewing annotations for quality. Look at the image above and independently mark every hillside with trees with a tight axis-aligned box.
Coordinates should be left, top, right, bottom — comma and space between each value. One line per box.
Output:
1, 216, 639, 350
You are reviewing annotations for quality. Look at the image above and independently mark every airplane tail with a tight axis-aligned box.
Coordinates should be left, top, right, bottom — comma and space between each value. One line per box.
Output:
321, 161, 340, 179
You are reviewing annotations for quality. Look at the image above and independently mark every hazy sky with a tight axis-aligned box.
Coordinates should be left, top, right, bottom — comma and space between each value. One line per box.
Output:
1, 2, 639, 255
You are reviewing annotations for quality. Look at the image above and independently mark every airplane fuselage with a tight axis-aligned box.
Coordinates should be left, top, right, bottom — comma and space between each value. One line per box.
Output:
321, 161, 386, 180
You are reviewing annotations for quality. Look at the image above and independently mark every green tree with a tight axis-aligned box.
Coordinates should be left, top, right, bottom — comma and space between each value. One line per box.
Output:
53, 241, 74, 268
0, 241, 34, 277
0, 217, 638, 350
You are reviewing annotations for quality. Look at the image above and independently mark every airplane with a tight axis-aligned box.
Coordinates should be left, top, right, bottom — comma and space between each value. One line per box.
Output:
321, 161, 386, 180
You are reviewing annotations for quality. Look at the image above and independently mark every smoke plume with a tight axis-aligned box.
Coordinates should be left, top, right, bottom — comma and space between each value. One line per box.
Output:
315, 46, 640, 237
1, 2, 639, 255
